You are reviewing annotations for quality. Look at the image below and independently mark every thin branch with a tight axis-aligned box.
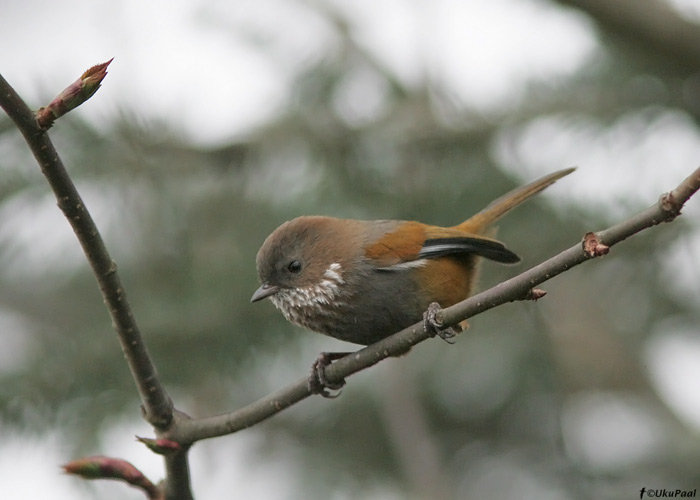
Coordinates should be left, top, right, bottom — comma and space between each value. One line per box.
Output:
0, 67, 194, 499
163, 452, 194, 500
0, 71, 173, 428
165, 165, 700, 445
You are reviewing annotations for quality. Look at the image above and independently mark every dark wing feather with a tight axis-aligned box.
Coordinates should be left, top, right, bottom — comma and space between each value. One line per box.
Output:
419, 236, 520, 264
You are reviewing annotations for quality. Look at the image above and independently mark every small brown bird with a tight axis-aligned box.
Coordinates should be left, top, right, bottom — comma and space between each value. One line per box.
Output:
252, 168, 573, 347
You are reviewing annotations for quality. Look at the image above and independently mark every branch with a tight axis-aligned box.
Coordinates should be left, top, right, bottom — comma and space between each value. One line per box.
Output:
0, 68, 189, 497
162, 452, 194, 500
0, 69, 172, 427
165, 165, 700, 445
0, 65, 194, 499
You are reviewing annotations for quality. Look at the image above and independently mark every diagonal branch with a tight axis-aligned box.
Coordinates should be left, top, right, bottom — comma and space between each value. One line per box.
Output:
165, 165, 700, 445
0, 68, 193, 500
0, 73, 173, 427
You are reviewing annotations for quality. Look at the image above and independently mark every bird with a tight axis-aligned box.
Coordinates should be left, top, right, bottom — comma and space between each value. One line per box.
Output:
251, 168, 574, 351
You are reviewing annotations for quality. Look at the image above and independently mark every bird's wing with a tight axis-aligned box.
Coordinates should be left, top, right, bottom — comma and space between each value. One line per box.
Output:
363, 221, 426, 268
419, 234, 520, 263
364, 222, 520, 269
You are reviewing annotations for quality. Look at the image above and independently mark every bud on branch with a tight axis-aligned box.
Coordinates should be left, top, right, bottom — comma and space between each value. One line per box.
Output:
36, 58, 113, 130
62, 455, 162, 499
137, 436, 182, 455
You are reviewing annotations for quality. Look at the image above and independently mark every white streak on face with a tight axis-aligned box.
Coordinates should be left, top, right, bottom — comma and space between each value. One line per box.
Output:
322, 262, 344, 283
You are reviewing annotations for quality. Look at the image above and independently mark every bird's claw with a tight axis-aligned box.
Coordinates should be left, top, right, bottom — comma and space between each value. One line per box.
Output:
423, 302, 459, 344
308, 352, 349, 398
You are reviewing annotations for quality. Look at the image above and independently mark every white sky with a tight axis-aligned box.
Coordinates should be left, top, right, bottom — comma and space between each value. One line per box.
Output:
2, 0, 700, 498
0, 0, 597, 144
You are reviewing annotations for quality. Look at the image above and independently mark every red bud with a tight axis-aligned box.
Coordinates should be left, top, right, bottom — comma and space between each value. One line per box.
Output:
62, 455, 160, 499
136, 436, 182, 455
36, 58, 113, 129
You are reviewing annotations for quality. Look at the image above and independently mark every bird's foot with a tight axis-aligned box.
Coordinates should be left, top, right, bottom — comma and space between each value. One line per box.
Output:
423, 302, 460, 344
308, 352, 350, 398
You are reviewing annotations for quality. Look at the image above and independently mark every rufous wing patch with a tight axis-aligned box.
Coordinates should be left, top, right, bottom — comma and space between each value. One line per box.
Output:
364, 221, 426, 267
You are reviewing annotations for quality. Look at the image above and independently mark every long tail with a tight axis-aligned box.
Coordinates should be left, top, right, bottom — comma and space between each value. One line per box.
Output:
456, 167, 575, 233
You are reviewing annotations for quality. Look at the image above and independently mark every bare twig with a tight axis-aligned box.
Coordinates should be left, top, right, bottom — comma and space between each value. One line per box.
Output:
165, 165, 700, 445
163, 452, 194, 500
0, 70, 172, 427
0, 69, 188, 499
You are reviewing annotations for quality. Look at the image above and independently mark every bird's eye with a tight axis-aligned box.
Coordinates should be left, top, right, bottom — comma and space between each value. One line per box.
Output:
287, 260, 303, 273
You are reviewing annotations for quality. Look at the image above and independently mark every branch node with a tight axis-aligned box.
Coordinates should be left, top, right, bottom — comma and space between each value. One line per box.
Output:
659, 191, 682, 219
105, 260, 118, 276
525, 288, 548, 301
582, 232, 610, 257
136, 436, 182, 455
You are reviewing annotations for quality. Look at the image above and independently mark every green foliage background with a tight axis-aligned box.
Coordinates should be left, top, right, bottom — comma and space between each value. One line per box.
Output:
1, 1, 700, 498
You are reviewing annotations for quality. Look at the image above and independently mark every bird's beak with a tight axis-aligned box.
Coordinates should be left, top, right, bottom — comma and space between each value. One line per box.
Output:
251, 283, 280, 303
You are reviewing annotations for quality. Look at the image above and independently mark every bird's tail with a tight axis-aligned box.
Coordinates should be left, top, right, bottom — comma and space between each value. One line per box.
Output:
456, 167, 575, 234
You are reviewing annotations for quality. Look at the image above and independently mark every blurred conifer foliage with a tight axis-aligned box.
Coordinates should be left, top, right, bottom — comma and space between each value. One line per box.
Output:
1, 1, 700, 498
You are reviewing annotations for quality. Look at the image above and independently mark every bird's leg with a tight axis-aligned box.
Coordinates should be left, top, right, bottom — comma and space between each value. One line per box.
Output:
423, 302, 462, 344
308, 352, 350, 398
